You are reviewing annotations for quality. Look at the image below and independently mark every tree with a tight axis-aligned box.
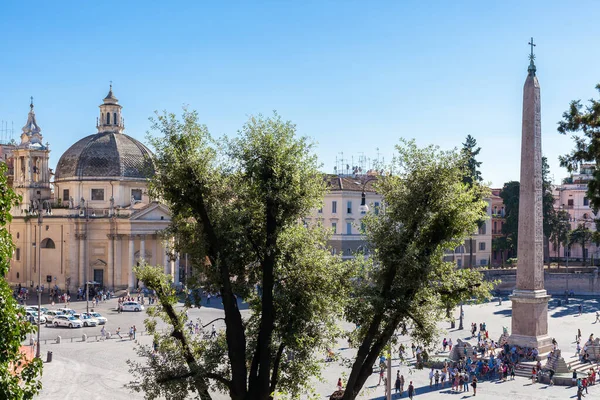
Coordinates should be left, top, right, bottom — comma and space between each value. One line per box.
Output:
569, 223, 593, 266
0, 163, 43, 399
548, 209, 570, 268
492, 236, 509, 268
128, 110, 351, 400
558, 83, 600, 212
341, 140, 493, 400
461, 135, 483, 268
541, 156, 556, 263
499, 181, 520, 256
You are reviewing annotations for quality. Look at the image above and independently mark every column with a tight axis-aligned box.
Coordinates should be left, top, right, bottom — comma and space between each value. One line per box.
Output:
140, 235, 146, 263
115, 235, 122, 288
128, 235, 135, 289
107, 234, 114, 289
163, 241, 169, 275
78, 233, 86, 287
174, 254, 180, 284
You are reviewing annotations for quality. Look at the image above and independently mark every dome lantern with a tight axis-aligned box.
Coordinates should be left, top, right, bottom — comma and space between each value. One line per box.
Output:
97, 82, 124, 134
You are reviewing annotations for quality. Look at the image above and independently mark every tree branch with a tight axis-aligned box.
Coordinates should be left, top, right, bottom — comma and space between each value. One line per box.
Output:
269, 342, 286, 398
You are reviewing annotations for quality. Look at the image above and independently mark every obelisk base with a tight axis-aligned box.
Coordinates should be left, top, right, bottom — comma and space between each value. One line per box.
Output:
508, 289, 554, 358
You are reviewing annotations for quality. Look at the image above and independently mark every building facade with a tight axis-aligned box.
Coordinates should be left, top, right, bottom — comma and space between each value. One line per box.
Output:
552, 164, 599, 263
5, 88, 179, 292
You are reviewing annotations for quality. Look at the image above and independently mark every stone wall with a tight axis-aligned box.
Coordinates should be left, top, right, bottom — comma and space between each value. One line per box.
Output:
482, 268, 600, 295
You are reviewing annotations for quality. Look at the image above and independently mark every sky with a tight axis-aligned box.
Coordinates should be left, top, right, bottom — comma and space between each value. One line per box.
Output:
1, 0, 599, 187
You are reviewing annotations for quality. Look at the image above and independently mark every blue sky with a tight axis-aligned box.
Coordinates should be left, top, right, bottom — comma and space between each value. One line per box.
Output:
1, 0, 599, 187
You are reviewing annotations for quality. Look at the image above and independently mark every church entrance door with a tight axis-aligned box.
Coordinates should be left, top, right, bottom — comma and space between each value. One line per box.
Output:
93, 269, 104, 287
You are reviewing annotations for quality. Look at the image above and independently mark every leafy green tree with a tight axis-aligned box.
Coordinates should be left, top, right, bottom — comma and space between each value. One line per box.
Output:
341, 141, 493, 400
569, 223, 593, 266
0, 163, 43, 399
541, 157, 556, 263
128, 110, 351, 400
558, 83, 600, 212
492, 236, 509, 267
548, 210, 570, 268
461, 135, 482, 186
461, 135, 483, 268
500, 181, 520, 256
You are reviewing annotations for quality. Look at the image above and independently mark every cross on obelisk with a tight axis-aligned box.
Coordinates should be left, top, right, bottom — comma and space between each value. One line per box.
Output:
508, 38, 553, 357
528, 37, 536, 59
30, 96, 34, 108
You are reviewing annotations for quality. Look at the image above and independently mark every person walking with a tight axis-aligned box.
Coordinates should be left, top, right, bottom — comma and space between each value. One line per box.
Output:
579, 303, 583, 316
395, 374, 401, 395
211, 324, 217, 338
133, 325, 137, 340
116, 327, 122, 339
434, 370, 440, 388
407, 381, 415, 400
429, 367, 434, 387
471, 376, 478, 396
336, 378, 343, 391
400, 374, 405, 396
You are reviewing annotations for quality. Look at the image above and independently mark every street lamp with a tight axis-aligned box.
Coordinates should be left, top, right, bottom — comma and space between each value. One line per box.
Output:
34, 197, 43, 359
355, 176, 378, 214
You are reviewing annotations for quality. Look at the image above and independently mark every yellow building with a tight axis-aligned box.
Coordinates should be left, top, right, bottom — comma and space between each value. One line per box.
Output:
5, 88, 177, 292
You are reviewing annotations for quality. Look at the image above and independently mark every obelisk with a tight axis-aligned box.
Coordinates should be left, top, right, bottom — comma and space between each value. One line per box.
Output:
508, 38, 553, 356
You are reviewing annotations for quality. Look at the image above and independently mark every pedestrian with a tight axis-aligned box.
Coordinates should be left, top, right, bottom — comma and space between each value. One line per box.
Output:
378, 367, 384, 385
442, 338, 447, 352
395, 374, 401, 395
579, 303, 583, 316
133, 325, 137, 340
400, 374, 405, 395
129, 326, 134, 340
211, 324, 216, 338
510, 364, 515, 380
336, 378, 343, 391
429, 367, 434, 387
411, 343, 416, 358
471, 376, 477, 396
408, 381, 415, 400
596, 311, 600, 323
548, 369, 554, 386
531, 366, 537, 383
448, 338, 453, 352
434, 370, 440, 388
116, 327, 122, 339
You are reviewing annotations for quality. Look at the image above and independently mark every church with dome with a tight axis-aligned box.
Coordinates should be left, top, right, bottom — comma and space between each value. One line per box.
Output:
3, 87, 180, 291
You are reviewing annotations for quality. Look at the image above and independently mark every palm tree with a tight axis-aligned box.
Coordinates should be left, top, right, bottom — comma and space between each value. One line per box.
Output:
549, 210, 570, 269
569, 223, 593, 266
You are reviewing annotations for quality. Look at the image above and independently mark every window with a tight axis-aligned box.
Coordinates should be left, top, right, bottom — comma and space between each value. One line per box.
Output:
332, 222, 337, 234
584, 197, 589, 206
113, 113, 117, 125
568, 199, 574, 207
346, 222, 352, 235
91, 188, 105, 201
107, 113, 110, 124
479, 242, 486, 251
457, 259, 462, 267
478, 224, 486, 235
480, 259, 487, 266
63, 189, 69, 202
131, 189, 143, 201
318, 206, 323, 213
15, 248, 20, 261
332, 201, 337, 213
564, 248, 571, 257
347, 201, 352, 214
374, 202, 380, 215
493, 221, 497, 233
41, 238, 56, 249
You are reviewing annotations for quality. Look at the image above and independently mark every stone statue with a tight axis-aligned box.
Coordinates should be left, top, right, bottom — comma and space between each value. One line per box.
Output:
69, 196, 74, 209
80, 197, 85, 209
109, 196, 115, 215
130, 195, 135, 210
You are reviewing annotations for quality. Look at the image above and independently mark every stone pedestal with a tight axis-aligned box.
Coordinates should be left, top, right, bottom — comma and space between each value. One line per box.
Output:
509, 289, 553, 355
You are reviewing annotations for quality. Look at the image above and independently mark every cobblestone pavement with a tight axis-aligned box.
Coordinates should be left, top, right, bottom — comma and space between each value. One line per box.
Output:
37, 296, 600, 399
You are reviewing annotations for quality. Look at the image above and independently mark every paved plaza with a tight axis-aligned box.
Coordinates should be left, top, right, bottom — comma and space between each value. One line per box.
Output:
35, 295, 600, 399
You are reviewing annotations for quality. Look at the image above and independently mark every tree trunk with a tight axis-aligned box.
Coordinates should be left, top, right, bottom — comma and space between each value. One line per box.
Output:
469, 237, 473, 268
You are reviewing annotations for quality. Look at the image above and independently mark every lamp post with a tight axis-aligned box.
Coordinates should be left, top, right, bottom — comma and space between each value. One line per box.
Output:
35, 198, 43, 359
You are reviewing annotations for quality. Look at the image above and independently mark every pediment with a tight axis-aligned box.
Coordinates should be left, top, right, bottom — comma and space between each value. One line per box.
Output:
129, 202, 171, 221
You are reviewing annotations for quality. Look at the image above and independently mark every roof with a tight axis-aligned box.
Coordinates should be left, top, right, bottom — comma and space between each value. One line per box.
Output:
54, 132, 154, 181
324, 174, 378, 192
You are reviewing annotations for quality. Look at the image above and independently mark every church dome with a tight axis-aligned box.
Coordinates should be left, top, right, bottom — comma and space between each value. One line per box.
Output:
54, 132, 154, 182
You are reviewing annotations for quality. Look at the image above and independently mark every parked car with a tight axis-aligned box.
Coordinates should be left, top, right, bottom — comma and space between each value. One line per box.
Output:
44, 310, 64, 322
56, 307, 76, 315
121, 301, 144, 312
79, 315, 99, 327
25, 311, 46, 324
82, 312, 107, 325
53, 315, 83, 328
27, 306, 49, 314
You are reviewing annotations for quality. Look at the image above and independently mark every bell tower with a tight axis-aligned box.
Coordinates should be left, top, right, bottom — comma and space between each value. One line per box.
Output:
12, 98, 52, 211
96, 83, 124, 134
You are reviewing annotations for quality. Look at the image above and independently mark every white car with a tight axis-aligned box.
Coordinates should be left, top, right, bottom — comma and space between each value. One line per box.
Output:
121, 301, 144, 312
44, 310, 64, 322
56, 307, 76, 315
83, 312, 107, 325
25, 311, 46, 324
79, 315, 99, 327
53, 315, 83, 328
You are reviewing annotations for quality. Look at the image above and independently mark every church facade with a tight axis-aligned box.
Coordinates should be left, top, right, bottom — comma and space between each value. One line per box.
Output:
4, 88, 179, 291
